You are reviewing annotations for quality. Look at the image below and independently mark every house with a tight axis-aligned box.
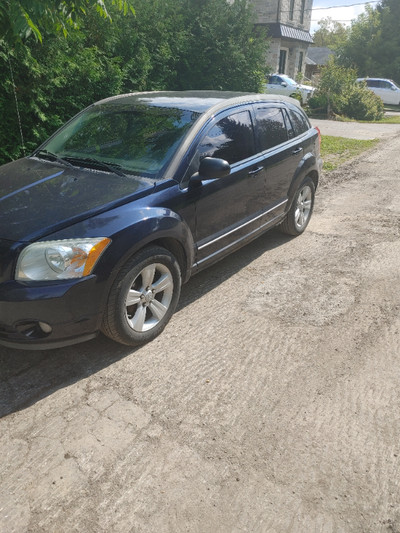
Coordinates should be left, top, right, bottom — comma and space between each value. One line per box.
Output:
250, 0, 314, 78
305, 46, 335, 79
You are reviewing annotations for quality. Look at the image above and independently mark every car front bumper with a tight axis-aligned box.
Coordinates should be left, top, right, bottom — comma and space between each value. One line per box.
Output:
0, 275, 104, 350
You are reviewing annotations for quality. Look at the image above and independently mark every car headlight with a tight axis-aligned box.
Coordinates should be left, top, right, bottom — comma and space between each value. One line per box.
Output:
16, 238, 111, 281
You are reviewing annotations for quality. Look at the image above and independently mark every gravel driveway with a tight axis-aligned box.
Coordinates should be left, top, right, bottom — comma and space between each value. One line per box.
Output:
311, 116, 400, 139
1, 122, 400, 533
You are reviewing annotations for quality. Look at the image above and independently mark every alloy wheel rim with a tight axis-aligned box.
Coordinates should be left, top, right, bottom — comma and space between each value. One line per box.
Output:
125, 263, 174, 332
294, 185, 312, 230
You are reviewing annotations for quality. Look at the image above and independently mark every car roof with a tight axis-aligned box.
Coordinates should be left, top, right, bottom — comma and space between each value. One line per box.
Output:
95, 90, 301, 114
357, 77, 392, 82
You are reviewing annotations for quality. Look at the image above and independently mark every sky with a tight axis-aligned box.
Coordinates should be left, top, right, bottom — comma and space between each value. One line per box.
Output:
310, 0, 379, 33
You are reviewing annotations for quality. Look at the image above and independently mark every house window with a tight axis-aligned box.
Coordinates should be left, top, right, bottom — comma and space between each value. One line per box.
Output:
298, 52, 304, 73
289, 0, 295, 20
279, 50, 287, 74
300, 0, 306, 24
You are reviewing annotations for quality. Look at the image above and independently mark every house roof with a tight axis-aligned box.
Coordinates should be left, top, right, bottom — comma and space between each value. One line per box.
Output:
306, 47, 335, 65
265, 23, 313, 44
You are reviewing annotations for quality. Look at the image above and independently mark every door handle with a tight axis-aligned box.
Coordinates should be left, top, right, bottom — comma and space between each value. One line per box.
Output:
248, 166, 264, 176
292, 147, 303, 155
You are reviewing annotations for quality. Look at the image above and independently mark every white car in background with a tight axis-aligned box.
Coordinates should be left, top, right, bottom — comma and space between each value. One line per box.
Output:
265, 74, 315, 105
356, 77, 400, 106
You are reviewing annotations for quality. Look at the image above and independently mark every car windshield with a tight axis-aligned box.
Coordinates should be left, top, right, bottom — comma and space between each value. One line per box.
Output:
281, 76, 297, 86
41, 103, 201, 179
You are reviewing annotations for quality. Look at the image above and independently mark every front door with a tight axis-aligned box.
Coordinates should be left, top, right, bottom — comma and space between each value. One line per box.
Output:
186, 108, 267, 267
378, 80, 399, 105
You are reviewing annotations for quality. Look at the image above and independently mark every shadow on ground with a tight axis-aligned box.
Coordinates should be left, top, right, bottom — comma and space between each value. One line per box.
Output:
0, 229, 292, 419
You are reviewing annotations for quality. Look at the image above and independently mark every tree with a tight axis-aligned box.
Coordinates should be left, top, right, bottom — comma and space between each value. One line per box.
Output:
337, 1, 400, 82
106, 0, 190, 91
337, 6, 381, 74
0, 0, 134, 45
312, 17, 349, 49
0, 0, 269, 165
375, 0, 400, 81
0, 32, 124, 162
176, 0, 268, 92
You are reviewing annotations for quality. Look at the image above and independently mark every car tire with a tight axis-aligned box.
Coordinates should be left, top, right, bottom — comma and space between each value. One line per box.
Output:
279, 177, 315, 236
102, 246, 181, 346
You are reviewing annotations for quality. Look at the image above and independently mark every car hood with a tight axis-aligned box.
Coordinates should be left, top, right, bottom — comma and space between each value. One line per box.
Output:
299, 83, 314, 91
0, 157, 155, 242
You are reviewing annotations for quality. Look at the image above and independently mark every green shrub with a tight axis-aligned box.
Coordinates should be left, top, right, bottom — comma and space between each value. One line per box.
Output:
0, 0, 269, 165
309, 59, 384, 120
336, 84, 384, 121
308, 92, 328, 112
0, 36, 124, 164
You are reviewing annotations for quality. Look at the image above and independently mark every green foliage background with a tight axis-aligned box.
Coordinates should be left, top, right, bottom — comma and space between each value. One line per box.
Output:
336, 0, 400, 82
310, 0, 399, 121
308, 60, 384, 121
0, 0, 268, 165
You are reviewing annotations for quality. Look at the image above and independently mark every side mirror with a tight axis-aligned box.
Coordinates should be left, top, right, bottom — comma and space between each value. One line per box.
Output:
190, 157, 230, 184
281, 82, 288, 87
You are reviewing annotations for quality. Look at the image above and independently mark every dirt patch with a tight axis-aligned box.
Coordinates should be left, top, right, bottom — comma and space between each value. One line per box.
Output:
1, 133, 400, 532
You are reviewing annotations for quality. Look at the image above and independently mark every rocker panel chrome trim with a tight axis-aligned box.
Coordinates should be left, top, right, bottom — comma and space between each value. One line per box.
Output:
197, 199, 287, 252
194, 210, 286, 268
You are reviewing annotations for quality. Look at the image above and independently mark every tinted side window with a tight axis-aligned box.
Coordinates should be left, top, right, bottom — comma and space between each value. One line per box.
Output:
268, 76, 282, 85
283, 109, 295, 139
287, 107, 310, 137
198, 110, 255, 164
255, 107, 288, 151
367, 80, 379, 88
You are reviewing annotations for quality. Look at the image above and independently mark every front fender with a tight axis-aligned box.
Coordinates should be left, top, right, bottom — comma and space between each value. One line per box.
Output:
102, 207, 195, 282
47, 204, 195, 286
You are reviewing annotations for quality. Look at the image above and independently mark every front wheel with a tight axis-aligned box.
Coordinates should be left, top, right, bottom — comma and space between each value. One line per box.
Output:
102, 246, 181, 346
279, 177, 315, 236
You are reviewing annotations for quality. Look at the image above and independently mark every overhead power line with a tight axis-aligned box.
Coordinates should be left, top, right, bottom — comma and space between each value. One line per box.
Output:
313, 1, 379, 10
280, 1, 380, 14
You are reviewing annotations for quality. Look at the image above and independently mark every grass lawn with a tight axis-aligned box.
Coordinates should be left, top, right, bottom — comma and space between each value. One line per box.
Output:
375, 114, 400, 124
338, 114, 400, 124
321, 136, 380, 171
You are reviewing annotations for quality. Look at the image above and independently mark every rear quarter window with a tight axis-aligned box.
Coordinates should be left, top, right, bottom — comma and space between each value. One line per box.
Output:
287, 107, 310, 137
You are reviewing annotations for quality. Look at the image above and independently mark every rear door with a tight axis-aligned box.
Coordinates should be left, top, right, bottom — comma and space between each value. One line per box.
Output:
252, 104, 304, 218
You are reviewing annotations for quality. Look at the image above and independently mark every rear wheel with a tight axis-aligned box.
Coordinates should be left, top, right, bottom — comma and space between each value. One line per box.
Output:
279, 177, 315, 236
102, 246, 181, 346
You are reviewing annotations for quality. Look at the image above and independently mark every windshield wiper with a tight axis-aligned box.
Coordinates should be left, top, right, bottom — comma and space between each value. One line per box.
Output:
63, 156, 126, 177
32, 149, 74, 168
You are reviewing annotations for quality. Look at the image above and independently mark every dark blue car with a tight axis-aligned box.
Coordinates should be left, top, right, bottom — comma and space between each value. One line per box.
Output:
0, 91, 322, 349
